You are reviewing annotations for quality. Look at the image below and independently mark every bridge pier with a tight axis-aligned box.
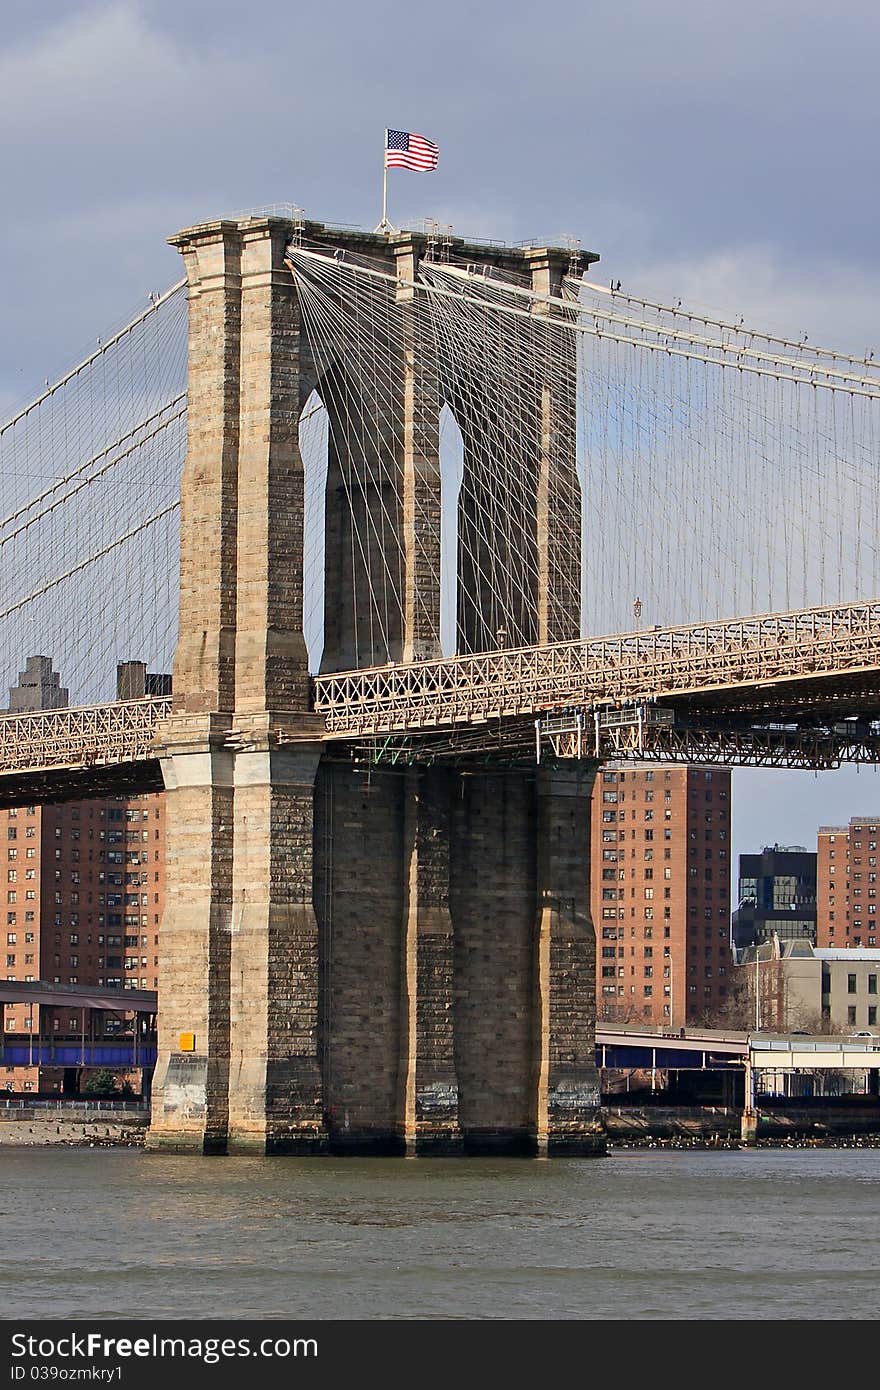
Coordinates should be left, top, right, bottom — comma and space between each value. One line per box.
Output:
533, 765, 603, 1155
311, 760, 602, 1157
147, 212, 603, 1156
148, 212, 328, 1155
151, 750, 603, 1157
227, 725, 327, 1155
450, 770, 536, 1152
313, 763, 405, 1153
147, 716, 234, 1154
398, 767, 462, 1154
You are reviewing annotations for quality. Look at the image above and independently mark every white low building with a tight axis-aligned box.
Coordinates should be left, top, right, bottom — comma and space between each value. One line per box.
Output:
737, 938, 879, 1033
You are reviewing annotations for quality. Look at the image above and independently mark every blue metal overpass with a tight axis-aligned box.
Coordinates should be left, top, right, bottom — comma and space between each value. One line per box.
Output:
2, 984, 878, 1076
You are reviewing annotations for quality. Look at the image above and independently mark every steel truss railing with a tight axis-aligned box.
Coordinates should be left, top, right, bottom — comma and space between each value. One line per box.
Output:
530, 704, 880, 768
3, 600, 880, 783
314, 599, 880, 737
589, 719, 880, 770
0, 698, 172, 775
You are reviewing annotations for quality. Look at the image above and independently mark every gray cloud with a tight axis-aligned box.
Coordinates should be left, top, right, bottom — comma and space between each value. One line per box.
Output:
3, 0, 878, 387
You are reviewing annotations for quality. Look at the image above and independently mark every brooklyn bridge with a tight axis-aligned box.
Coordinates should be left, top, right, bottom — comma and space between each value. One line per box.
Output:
2, 208, 880, 1155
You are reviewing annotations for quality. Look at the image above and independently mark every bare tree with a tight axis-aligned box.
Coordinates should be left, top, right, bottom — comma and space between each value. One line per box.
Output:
696, 974, 752, 1030
597, 995, 648, 1025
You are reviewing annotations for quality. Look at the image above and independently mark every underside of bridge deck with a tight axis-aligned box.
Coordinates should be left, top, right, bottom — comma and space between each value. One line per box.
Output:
0, 759, 165, 809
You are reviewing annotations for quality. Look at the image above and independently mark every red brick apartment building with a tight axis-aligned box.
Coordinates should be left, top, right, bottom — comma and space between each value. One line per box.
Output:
590, 764, 733, 1027
2, 657, 165, 1094
2, 794, 164, 1093
817, 817, 880, 950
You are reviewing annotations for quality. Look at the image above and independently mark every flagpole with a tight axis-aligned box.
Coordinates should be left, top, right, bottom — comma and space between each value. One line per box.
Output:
380, 129, 389, 231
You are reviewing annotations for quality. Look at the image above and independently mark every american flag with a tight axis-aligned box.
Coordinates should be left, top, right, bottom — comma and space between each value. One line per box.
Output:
385, 130, 439, 171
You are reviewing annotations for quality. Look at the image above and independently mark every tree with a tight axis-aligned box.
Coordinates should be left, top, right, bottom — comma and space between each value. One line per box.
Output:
785, 1005, 836, 1037
597, 995, 650, 1025
82, 1067, 120, 1098
696, 974, 753, 1031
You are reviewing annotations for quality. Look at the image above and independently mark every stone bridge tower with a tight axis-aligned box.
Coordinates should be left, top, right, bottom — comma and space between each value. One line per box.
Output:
147, 213, 605, 1156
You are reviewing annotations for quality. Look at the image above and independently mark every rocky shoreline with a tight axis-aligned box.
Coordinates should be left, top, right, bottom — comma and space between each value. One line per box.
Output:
608, 1133, 880, 1150
3, 1119, 880, 1151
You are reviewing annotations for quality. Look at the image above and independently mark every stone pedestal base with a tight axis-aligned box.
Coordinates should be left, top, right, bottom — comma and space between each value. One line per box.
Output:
149, 755, 606, 1159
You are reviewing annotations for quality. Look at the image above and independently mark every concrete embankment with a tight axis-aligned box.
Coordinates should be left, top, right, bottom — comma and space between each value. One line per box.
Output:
0, 1105, 149, 1146
603, 1104, 880, 1146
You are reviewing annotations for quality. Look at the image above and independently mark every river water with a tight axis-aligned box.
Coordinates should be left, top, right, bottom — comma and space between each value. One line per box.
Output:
2, 1147, 877, 1320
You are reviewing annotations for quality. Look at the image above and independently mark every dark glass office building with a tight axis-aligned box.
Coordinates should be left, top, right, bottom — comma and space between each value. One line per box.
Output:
732, 845, 817, 955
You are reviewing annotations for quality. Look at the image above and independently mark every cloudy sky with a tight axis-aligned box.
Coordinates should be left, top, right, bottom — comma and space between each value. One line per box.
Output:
2, 0, 880, 873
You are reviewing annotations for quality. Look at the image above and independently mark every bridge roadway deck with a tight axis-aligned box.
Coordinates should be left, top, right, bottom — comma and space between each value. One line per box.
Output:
597, 1024, 880, 1071
314, 598, 880, 738
0, 979, 157, 1013
2, 599, 880, 801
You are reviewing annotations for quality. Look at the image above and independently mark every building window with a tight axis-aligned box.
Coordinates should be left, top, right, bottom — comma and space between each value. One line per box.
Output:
848, 1006, 857, 1025
848, 974, 857, 994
